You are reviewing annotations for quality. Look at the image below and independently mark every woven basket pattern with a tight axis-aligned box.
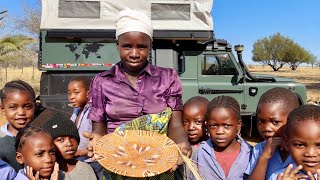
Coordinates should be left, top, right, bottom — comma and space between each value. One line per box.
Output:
94, 130, 179, 178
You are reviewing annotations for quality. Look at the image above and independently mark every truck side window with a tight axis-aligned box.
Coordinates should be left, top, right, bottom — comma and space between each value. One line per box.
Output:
202, 55, 219, 75
202, 54, 238, 75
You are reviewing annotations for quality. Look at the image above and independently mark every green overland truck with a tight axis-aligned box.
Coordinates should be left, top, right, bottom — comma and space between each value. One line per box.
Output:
38, 0, 307, 133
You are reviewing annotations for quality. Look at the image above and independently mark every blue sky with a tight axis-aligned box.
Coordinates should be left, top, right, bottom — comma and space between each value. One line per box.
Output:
213, 0, 320, 64
1, 0, 319, 64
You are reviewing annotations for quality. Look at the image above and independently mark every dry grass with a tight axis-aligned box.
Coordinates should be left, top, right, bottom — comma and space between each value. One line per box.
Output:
248, 65, 320, 104
0, 66, 41, 94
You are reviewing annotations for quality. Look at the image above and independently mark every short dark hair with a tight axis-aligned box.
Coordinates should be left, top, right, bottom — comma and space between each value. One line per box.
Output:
184, 96, 209, 108
257, 87, 299, 113
0, 79, 36, 103
15, 126, 50, 151
206, 96, 240, 121
69, 76, 92, 91
286, 104, 320, 136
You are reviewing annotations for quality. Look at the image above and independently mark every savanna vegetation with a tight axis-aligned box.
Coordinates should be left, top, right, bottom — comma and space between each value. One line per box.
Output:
252, 33, 318, 71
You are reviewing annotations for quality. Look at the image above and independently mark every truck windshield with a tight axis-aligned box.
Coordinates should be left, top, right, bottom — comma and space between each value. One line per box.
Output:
202, 54, 238, 75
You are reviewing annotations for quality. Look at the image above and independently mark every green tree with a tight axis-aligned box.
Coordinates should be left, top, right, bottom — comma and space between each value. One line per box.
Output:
252, 33, 292, 71
283, 41, 314, 70
0, 35, 35, 59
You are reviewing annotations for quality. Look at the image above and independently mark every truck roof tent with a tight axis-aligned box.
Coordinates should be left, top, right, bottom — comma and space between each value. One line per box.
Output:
41, 0, 214, 40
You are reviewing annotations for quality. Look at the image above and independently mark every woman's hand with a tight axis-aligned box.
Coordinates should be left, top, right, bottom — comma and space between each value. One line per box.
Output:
74, 149, 88, 158
171, 140, 192, 171
276, 164, 308, 180
82, 131, 102, 160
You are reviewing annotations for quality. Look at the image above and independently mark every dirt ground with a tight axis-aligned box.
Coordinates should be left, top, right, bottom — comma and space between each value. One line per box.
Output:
0, 65, 319, 145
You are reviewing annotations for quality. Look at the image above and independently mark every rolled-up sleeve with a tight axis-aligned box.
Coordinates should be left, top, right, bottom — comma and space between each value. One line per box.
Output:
166, 69, 183, 111
88, 75, 106, 122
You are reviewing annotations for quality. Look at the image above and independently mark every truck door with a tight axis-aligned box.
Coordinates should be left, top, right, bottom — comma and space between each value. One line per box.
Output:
197, 53, 245, 107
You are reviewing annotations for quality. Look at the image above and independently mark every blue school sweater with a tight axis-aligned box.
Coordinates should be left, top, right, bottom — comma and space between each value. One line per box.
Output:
190, 138, 252, 180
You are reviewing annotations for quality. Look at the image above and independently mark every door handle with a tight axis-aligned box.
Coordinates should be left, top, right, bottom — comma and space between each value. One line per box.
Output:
199, 88, 243, 94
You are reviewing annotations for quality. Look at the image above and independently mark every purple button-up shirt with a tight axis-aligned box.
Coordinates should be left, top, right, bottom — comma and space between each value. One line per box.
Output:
88, 62, 183, 133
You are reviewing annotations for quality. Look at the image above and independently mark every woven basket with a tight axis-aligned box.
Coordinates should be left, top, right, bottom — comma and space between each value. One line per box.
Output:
94, 130, 179, 178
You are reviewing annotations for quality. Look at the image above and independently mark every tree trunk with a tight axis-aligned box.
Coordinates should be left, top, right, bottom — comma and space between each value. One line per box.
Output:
289, 63, 299, 70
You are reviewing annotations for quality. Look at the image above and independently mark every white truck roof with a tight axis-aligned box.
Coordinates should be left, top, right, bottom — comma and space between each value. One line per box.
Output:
41, 0, 213, 32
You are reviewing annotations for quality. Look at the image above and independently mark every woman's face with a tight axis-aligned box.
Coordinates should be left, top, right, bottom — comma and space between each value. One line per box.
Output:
117, 31, 151, 75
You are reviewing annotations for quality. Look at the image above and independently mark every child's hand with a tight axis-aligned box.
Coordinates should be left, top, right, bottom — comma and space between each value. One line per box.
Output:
262, 137, 283, 159
50, 162, 59, 180
307, 169, 320, 180
276, 164, 308, 180
26, 166, 40, 180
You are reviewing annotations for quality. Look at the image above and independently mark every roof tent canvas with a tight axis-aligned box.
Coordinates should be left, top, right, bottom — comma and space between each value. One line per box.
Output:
41, 0, 213, 32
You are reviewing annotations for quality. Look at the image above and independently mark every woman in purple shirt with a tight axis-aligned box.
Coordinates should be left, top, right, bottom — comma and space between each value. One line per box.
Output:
84, 9, 191, 171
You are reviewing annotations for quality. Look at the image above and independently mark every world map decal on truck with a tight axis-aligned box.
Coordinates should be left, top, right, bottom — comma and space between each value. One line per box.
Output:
65, 42, 104, 61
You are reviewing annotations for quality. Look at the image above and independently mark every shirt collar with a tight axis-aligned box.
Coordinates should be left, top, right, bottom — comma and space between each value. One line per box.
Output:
201, 135, 252, 155
101, 61, 154, 77
0, 123, 14, 137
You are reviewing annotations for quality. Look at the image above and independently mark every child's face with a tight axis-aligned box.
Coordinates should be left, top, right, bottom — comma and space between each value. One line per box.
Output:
257, 102, 288, 139
54, 136, 78, 160
286, 120, 320, 174
16, 133, 56, 178
1, 91, 34, 132
68, 81, 88, 108
183, 104, 206, 145
207, 108, 241, 150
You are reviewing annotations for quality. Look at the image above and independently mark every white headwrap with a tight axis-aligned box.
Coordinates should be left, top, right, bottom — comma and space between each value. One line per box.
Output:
115, 9, 153, 40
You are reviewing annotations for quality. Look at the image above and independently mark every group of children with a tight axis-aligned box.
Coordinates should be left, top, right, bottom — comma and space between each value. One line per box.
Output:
0, 78, 98, 179
181, 88, 320, 180
0, 77, 320, 180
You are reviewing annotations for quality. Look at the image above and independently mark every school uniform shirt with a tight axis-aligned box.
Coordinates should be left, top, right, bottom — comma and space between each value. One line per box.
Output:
190, 138, 252, 180
0, 159, 17, 180
14, 168, 60, 180
245, 141, 294, 180
70, 104, 92, 162
0, 135, 23, 171
0, 123, 14, 137
268, 162, 318, 180
88, 62, 183, 133
0, 123, 22, 172
14, 169, 29, 180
